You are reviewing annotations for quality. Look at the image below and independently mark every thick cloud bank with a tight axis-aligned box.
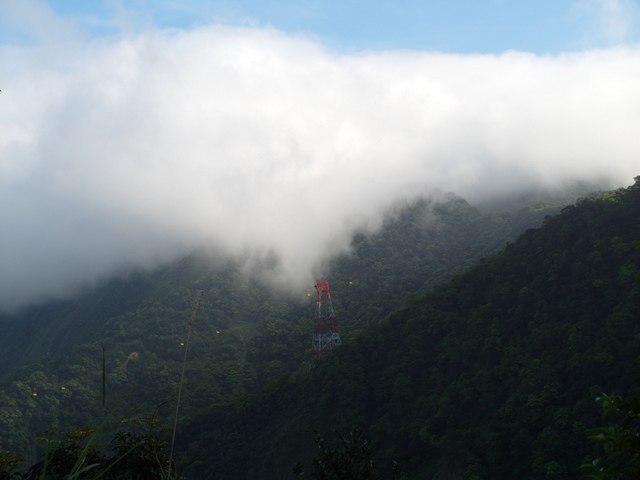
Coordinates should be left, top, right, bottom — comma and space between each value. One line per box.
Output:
1, 25, 639, 311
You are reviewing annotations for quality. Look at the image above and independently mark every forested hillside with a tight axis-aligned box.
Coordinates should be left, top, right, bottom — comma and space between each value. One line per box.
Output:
174, 183, 640, 479
0, 191, 564, 465
0, 184, 631, 479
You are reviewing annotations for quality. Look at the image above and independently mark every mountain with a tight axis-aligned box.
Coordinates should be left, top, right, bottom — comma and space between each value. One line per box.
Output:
176, 183, 640, 479
0, 184, 627, 478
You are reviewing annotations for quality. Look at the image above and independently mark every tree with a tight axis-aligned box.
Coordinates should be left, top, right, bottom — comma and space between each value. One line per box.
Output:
0, 445, 22, 480
292, 430, 399, 480
582, 392, 640, 479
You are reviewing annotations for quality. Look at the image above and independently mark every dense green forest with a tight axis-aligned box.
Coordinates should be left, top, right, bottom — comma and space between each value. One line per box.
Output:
177, 184, 640, 479
1, 183, 638, 479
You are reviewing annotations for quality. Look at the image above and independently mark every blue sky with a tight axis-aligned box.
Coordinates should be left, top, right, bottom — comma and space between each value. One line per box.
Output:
4, 0, 640, 53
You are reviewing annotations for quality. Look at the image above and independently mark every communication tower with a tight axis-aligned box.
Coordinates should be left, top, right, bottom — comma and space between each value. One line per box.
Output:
311, 279, 341, 362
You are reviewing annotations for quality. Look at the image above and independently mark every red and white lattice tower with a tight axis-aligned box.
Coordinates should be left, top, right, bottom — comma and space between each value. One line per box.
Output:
311, 279, 341, 361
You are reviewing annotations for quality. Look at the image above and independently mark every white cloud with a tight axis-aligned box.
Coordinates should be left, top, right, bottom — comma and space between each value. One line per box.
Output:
1, 22, 639, 311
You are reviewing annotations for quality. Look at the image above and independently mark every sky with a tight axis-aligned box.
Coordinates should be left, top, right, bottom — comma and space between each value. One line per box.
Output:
1, 0, 640, 312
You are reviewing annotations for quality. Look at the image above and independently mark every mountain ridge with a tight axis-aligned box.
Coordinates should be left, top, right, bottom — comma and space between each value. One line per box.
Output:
178, 183, 640, 479
0, 184, 631, 478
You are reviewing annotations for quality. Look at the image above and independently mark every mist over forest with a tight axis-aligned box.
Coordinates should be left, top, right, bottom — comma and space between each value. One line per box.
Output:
2, 18, 640, 311
1, 179, 640, 480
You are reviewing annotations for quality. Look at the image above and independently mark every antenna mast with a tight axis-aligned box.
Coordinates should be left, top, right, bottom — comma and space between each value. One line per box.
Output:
311, 279, 341, 363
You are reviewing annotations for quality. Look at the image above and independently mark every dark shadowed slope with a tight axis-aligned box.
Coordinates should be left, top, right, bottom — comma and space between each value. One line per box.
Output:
180, 183, 640, 480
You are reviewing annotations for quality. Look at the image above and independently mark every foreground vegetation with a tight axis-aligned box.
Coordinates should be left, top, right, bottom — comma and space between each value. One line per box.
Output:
0, 414, 174, 479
